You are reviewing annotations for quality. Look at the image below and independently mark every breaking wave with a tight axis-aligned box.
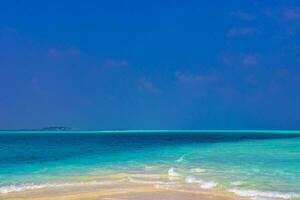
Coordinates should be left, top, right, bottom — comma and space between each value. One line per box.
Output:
229, 188, 300, 200
0, 180, 118, 194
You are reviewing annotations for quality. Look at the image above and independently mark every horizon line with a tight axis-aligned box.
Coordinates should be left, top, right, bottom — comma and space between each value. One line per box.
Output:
1, 129, 300, 134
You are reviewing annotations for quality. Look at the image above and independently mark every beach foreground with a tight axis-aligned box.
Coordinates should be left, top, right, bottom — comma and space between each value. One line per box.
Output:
0, 174, 247, 200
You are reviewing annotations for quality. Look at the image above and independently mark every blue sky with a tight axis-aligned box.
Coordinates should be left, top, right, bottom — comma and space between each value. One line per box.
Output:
1, 0, 300, 129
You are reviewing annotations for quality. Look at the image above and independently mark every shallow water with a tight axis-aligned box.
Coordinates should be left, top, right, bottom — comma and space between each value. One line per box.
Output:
0, 131, 299, 199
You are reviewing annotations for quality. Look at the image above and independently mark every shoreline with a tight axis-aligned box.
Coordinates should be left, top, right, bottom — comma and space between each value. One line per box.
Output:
1, 171, 299, 200
1, 129, 300, 135
0, 178, 248, 200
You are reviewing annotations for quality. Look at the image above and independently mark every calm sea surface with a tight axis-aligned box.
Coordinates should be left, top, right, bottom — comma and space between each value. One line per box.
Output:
0, 131, 300, 199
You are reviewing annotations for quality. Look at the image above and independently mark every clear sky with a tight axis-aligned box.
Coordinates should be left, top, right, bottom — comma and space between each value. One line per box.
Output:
1, 0, 300, 130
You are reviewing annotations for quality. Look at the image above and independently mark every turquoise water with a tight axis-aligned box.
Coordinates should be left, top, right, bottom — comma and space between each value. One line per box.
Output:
0, 130, 300, 199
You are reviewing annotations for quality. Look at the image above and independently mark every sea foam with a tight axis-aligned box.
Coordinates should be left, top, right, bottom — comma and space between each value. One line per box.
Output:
0, 180, 117, 194
230, 181, 246, 186
128, 177, 178, 186
185, 176, 217, 189
189, 168, 206, 173
176, 155, 185, 163
229, 188, 300, 200
200, 181, 217, 189
168, 168, 180, 177
185, 176, 203, 184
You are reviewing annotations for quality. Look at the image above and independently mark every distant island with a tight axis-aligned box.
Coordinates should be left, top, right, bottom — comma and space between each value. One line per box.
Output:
41, 127, 75, 131
0, 126, 78, 131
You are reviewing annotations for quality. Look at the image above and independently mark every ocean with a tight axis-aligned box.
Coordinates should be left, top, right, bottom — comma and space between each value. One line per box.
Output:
0, 130, 300, 200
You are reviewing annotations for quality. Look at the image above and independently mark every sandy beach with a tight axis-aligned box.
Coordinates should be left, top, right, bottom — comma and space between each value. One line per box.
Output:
0, 179, 247, 200
0, 172, 248, 200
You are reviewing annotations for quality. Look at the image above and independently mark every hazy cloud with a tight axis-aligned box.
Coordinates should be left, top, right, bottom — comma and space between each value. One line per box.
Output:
263, 9, 274, 17
31, 78, 48, 96
218, 52, 234, 66
139, 78, 161, 94
103, 59, 129, 68
48, 48, 62, 57
66, 48, 81, 56
243, 55, 258, 65
176, 71, 219, 84
219, 52, 258, 67
227, 27, 256, 37
48, 48, 81, 57
232, 10, 255, 21
283, 8, 299, 20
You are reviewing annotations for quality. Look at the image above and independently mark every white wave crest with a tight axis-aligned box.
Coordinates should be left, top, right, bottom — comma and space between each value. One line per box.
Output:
130, 174, 162, 178
176, 156, 185, 163
128, 177, 178, 186
168, 168, 180, 177
190, 168, 206, 173
185, 176, 203, 184
185, 176, 217, 190
200, 181, 217, 189
230, 181, 246, 186
0, 180, 117, 194
0, 184, 47, 193
144, 165, 155, 170
229, 188, 300, 200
